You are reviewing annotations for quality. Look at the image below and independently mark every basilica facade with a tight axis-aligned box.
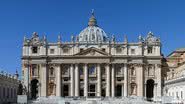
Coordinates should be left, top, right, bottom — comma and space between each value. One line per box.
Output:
22, 12, 163, 100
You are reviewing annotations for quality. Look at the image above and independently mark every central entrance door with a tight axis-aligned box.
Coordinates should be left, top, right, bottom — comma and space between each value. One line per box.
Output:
88, 84, 96, 97
116, 85, 122, 97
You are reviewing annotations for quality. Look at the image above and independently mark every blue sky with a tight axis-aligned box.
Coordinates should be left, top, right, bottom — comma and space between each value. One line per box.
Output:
0, 0, 185, 74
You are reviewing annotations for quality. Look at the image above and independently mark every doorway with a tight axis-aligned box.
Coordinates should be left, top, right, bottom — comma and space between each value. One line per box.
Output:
88, 84, 96, 97
31, 79, 39, 99
146, 79, 154, 100
116, 85, 122, 97
63, 85, 69, 97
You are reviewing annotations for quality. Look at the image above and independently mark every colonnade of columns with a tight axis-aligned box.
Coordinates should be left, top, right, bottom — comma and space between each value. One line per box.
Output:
56, 63, 129, 97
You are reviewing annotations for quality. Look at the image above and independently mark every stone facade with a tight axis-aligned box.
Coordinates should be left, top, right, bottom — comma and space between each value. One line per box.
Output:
22, 11, 163, 100
0, 71, 19, 104
164, 48, 185, 102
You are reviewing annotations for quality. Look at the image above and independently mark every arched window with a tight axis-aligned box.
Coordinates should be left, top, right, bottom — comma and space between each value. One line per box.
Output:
85, 35, 88, 41
92, 33, 95, 41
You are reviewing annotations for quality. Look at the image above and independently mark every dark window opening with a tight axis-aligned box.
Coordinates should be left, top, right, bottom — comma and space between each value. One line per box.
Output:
32, 47, 38, 54
148, 46, 153, 54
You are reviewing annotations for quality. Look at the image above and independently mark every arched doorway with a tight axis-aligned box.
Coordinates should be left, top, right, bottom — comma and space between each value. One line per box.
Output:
31, 79, 39, 99
146, 79, 154, 100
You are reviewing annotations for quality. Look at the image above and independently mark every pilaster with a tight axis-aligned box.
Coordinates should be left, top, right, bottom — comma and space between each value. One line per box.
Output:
75, 64, 79, 96
70, 64, 74, 96
41, 64, 48, 97
111, 64, 115, 97
106, 64, 111, 97
97, 64, 101, 96
56, 64, 61, 96
84, 64, 88, 97
124, 64, 128, 97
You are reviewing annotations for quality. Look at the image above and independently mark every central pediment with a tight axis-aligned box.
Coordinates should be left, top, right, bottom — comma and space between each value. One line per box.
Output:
74, 47, 109, 56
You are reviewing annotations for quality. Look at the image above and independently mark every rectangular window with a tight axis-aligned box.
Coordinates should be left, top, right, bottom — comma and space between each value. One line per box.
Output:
50, 49, 55, 54
131, 49, 135, 54
32, 47, 38, 54
116, 47, 122, 53
148, 46, 153, 54
63, 48, 69, 53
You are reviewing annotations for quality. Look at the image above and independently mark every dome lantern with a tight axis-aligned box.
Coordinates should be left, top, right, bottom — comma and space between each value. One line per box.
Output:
88, 9, 97, 26
78, 10, 108, 43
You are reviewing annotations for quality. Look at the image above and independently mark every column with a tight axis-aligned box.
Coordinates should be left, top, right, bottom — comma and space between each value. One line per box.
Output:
70, 64, 74, 96
56, 64, 61, 96
156, 64, 161, 97
97, 64, 101, 97
75, 64, 79, 96
106, 64, 111, 97
111, 64, 115, 97
41, 64, 48, 96
84, 64, 88, 97
24, 64, 29, 95
154, 83, 157, 99
124, 64, 128, 97
137, 64, 143, 96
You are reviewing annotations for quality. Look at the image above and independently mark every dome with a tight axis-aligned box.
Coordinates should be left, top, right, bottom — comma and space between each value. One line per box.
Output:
78, 11, 108, 43
79, 26, 108, 43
